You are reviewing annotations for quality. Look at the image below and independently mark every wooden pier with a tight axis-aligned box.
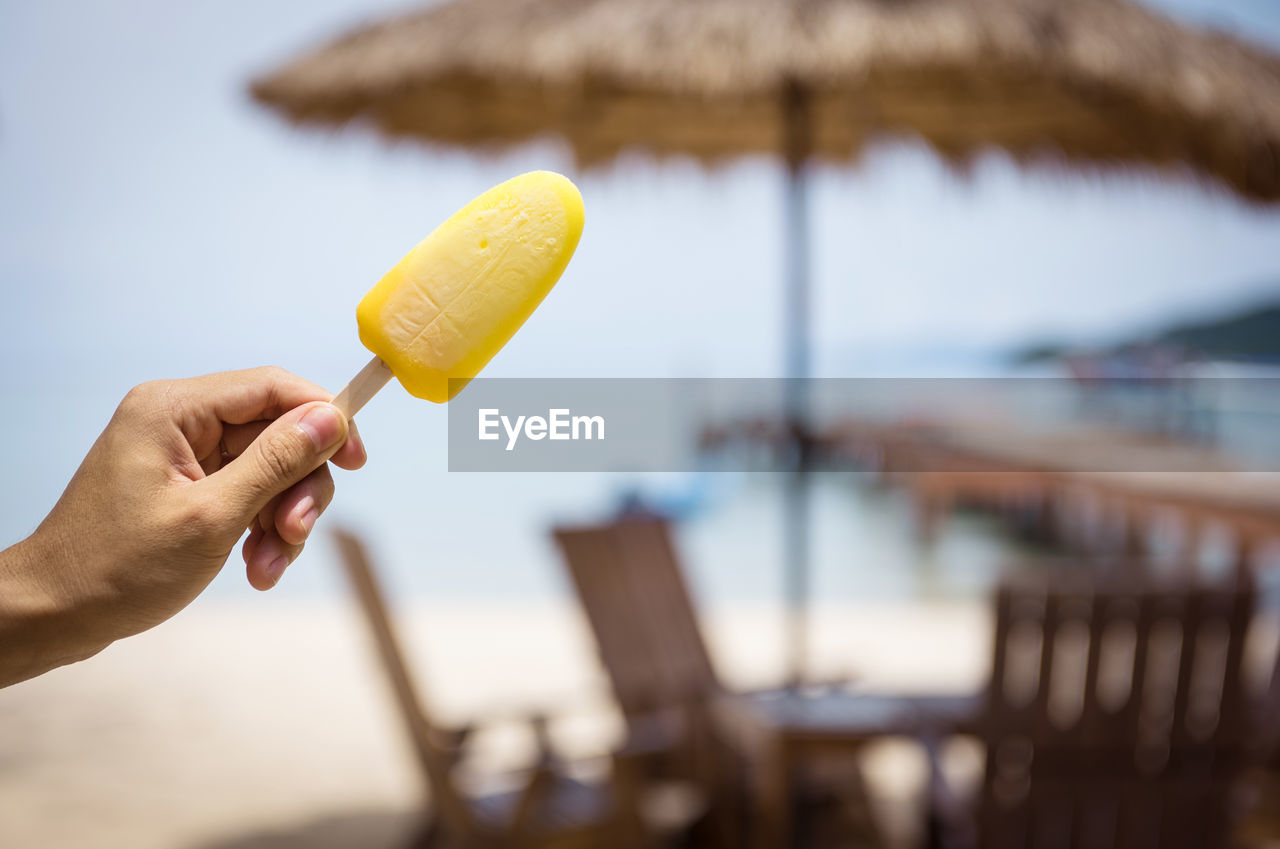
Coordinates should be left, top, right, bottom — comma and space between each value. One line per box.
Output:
824, 419, 1280, 575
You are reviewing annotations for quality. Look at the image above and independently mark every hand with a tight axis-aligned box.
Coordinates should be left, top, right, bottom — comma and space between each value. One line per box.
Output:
0, 367, 366, 686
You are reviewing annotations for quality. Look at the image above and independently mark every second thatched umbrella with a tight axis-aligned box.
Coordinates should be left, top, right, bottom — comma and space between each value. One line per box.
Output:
253, 0, 1280, 679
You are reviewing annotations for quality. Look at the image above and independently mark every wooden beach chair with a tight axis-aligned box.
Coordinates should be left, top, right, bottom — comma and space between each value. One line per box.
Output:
553, 516, 897, 847
551, 517, 736, 842
927, 570, 1261, 849
553, 517, 720, 724
332, 528, 684, 849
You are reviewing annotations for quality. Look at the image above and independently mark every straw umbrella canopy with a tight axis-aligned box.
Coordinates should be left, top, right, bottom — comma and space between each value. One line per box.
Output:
254, 0, 1280, 195
253, 0, 1280, 679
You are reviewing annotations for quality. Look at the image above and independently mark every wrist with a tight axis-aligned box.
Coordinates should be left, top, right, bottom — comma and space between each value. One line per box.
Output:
0, 529, 112, 687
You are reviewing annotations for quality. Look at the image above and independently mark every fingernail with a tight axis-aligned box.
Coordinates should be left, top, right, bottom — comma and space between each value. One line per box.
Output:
266, 555, 289, 586
297, 404, 344, 452
351, 424, 368, 464
298, 497, 319, 537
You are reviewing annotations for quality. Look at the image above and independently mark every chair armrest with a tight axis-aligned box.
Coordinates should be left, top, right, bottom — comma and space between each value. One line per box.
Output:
467, 710, 561, 771
442, 701, 582, 768
439, 710, 563, 774
506, 722, 690, 837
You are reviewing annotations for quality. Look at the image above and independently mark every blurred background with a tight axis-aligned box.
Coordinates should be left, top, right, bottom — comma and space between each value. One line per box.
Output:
3, 1, 1280, 848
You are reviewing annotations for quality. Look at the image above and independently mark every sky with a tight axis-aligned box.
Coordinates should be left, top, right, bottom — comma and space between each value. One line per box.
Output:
3, 0, 1280, 389
1, 0, 1279, 601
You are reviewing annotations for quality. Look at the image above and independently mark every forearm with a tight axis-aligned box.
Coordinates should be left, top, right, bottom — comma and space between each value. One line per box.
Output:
0, 530, 110, 688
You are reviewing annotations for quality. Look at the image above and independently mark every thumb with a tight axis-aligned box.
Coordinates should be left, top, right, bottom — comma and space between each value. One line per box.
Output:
205, 401, 348, 525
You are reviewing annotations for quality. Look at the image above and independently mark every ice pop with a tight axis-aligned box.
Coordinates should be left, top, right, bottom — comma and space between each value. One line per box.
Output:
332, 171, 584, 415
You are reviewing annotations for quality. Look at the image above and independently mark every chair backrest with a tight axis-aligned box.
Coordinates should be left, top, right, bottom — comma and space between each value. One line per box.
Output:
331, 528, 475, 836
553, 517, 719, 719
977, 570, 1257, 848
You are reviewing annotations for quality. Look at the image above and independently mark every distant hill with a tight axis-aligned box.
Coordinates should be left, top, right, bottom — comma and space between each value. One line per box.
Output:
1013, 296, 1280, 364
1157, 301, 1280, 359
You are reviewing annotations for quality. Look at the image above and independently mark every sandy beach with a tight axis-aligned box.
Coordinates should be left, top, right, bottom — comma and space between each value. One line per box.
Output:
0, 598, 991, 849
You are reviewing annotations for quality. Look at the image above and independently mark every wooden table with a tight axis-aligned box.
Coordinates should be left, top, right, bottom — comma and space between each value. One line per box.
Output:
714, 688, 980, 849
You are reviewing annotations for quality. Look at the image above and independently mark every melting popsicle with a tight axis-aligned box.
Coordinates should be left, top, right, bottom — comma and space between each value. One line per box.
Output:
333, 171, 584, 415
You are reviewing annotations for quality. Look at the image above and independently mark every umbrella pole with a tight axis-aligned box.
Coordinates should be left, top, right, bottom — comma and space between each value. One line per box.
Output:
783, 81, 812, 686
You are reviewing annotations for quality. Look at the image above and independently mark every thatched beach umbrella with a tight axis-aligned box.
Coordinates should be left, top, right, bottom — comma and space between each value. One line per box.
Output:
253, 0, 1280, 679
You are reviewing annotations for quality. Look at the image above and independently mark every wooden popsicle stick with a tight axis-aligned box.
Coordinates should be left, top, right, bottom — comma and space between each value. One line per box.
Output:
333, 356, 394, 418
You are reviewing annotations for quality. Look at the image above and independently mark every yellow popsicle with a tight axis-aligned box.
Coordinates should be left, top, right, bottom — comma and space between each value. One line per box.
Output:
333, 171, 584, 415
